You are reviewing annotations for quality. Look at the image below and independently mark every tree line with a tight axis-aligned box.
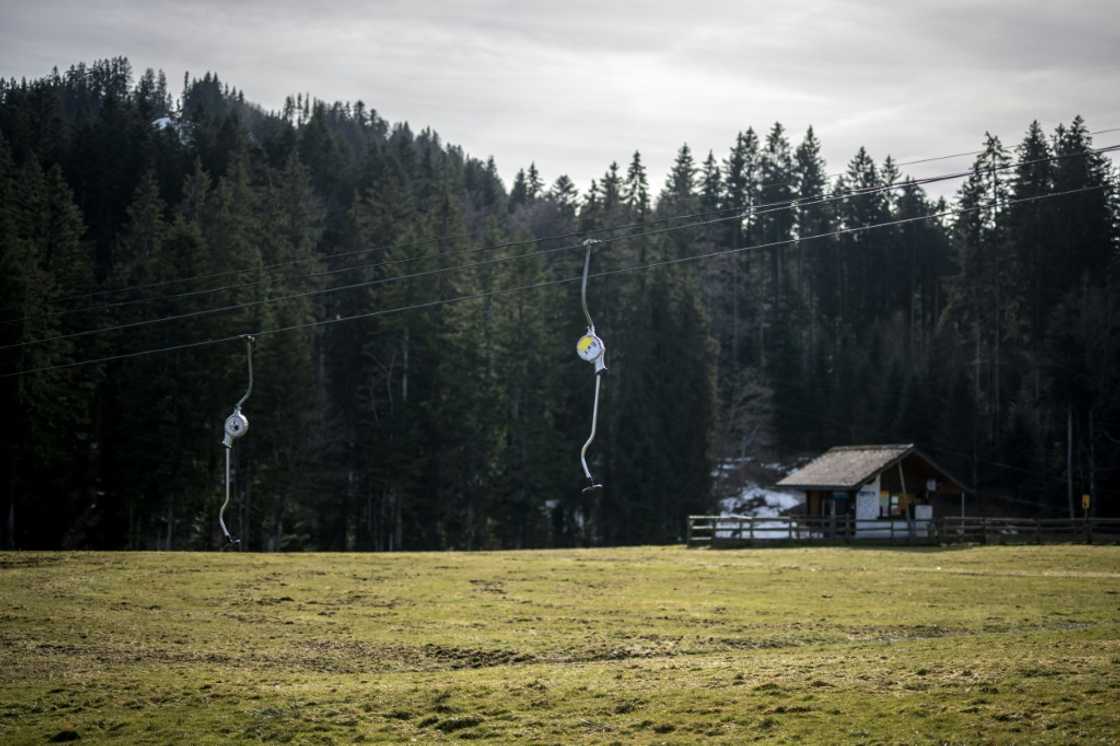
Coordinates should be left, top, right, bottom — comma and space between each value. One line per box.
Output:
1, 58, 1117, 550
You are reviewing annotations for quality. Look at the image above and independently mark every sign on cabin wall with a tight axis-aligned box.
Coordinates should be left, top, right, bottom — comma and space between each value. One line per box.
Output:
856, 476, 880, 520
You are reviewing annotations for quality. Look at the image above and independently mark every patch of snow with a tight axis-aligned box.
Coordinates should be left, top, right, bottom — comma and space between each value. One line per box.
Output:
719, 482, 802, 517
714, 463, 740, 474
151, 116, 193, 145
716, 481, 806, 540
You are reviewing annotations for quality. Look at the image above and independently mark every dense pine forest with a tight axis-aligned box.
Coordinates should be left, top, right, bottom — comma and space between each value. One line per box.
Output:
1, 58, 1117, 550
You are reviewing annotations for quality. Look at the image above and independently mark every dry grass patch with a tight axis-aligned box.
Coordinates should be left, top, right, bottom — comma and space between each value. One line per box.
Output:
1, 545, 1119, 743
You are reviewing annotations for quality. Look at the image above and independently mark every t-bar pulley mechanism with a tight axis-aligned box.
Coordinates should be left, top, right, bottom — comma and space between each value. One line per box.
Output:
576, 239, 607, 493
219, 334, 254, 546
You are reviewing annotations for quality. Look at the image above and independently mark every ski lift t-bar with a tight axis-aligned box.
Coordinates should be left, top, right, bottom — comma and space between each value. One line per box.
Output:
219, 334, 254, 545
576, 239, 606, 493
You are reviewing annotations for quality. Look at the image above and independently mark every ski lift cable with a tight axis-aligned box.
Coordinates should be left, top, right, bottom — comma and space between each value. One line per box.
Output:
8, 125, 1116, 316
890, 125, 1120, 170
0, 149, 960, 323
5, 144, 1115, 352
0, 182, 1104, 379
21, 140, 1116, 325
0, 182, 1106, 375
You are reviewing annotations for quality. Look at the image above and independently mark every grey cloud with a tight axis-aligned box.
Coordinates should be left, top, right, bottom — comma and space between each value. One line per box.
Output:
1, 0, 1115, 200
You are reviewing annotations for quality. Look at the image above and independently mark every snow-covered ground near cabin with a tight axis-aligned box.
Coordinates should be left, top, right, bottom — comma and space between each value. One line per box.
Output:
716, 473, 806, 539
719, 484, 801, 517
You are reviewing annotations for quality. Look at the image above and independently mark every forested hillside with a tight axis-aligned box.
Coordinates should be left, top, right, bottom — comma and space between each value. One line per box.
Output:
1, 58, 1117, 550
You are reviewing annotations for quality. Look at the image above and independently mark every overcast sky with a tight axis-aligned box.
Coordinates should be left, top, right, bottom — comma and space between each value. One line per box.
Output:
2, 0, 1117, 200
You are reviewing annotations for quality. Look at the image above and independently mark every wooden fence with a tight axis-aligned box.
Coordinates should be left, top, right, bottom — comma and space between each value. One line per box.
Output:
686, 515, 1120, 548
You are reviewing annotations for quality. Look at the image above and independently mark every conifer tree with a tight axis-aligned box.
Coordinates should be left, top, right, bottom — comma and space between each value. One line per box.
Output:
623, 151, 650, 219
793, 126, 833, 334
759, 122, 795, 301
526, 162, 543, 202
549, 174, 578, 217
1, 147, 89, 546
1010, 121, 1055, 352
601, 161, 622, 215
508, 168, 528, 211
658, 143, 697, 260
699, 150, 721, 215
1051, 117, 1113, 288
721, 128, 760, 248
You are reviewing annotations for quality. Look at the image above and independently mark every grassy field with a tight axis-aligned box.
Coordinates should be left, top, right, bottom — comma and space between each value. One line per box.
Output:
2, 546, 1119, 744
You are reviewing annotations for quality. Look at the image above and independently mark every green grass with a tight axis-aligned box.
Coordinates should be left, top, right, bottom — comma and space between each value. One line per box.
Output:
2, 545, 1119, 744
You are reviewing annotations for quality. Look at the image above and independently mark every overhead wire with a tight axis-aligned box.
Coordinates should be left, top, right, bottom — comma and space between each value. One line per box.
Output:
8, 125, 1116, 321
874, 125, 1120, 171
1, 181, 1104, 379
5, 144, 1117, 352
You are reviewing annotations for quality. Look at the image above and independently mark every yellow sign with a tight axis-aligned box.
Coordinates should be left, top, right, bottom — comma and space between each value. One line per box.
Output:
576, 333, 604, 363
1082, 494, 1090, 510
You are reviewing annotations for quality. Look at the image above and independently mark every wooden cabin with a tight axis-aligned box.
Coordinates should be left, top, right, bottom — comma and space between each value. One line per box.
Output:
777, 444, 968, 524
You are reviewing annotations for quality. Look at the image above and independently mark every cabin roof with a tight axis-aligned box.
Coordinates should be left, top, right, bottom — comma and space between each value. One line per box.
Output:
776, 444, 918, 490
